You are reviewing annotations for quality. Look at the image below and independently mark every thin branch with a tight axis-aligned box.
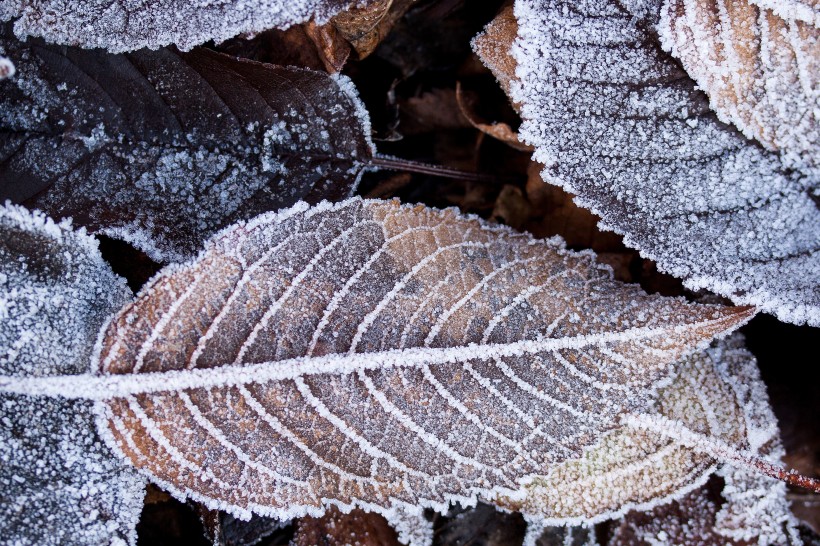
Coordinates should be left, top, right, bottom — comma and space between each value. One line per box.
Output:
624, 413, 820, 494
370, 154, 504, 183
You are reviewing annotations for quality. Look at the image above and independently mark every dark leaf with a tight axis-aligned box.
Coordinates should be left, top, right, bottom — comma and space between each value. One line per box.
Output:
0, 30, 374, 261
0, 203, 146, 546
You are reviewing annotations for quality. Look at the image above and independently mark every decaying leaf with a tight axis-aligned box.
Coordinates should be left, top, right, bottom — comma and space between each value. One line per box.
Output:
435, 502, 527, 546
325, 0, 416, 61
0, 0, 373, 53
0, 203, 146, 545
0, 198, 753, 541
659, 0, 819, 173
0, 29, 374, 262
471, 4, 518, 106
477, 0, 820, 326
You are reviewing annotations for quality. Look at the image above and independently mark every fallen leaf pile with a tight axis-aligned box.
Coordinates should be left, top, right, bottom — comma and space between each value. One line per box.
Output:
0, 0, 818, 545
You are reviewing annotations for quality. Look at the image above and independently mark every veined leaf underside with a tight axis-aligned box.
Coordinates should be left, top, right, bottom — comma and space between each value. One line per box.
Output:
64, 198, 752, 522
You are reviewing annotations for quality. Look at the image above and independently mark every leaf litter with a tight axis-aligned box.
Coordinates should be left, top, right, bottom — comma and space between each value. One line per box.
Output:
5, 198, 815, 546
0, 2, 816, 543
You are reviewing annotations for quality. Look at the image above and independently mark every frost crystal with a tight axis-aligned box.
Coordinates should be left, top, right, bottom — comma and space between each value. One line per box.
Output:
0, 53, 13, 79
0, 33, 374, 262
509, 0, 820, 325
0, 0, 366, 53
0, 203, 146, 545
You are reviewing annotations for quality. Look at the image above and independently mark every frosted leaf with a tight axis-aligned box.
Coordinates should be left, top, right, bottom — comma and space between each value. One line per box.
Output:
613, 335, 801, 545
659, 0, 819, 173
0, 29, 374, 262
0, 203, 146, 545
0, 0, 371, 53
0, 198, 752, 528
0, 53, 12, 79
485, 0, 820, 325
505, 335, 800, 543
710, 335, 802, 545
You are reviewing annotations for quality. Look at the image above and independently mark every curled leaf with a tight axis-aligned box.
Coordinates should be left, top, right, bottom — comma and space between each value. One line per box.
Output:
456, 82, 533, 152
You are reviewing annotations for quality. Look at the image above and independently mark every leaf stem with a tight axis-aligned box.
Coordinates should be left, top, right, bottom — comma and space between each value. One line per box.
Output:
624, 413, 820, 494
370, 154, 501, 183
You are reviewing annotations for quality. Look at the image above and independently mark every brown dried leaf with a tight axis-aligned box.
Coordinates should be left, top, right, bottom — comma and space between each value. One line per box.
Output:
305, 21, 352, 73
331, 0, 416, 59
301, 0, 415, 72
399, 88, 473, 135
660, 0, 819, 171
72, 198, 751, 527
293, 507, 401, 546
523, 163, 624, 254
456, 82, 534, 152
471, 4, 519, 108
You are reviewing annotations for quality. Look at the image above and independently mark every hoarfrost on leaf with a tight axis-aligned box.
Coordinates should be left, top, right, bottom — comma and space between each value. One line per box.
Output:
659, 0, 819, 174
0, 198, 753, 536
0, 0, 372, 53
0, 28, 374, 262
494, 0, 820, 325
0, 203, 146, 545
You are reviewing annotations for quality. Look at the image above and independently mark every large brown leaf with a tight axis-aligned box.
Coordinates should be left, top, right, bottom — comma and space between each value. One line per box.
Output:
659, 0, 819, 173
0, 29, 374, 262
0, 198, 751, 528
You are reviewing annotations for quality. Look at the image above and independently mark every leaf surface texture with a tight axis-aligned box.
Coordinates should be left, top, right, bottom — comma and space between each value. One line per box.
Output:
0, 0, 368, 52
659, 0, 819, 173
498, 0, 820, 325
0, 204, 146, 545
0, 31, 374, 262
82, 198, 751, 524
